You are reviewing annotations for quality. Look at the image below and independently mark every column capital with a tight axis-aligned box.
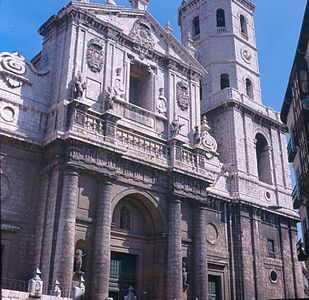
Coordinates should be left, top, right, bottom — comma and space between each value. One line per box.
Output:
168, 198, 182, 204
64, 166, 80, 177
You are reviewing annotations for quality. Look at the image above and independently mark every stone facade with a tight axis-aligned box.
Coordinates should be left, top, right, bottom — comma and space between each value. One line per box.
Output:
0, 0, 304, 299
280, 1, 309, 297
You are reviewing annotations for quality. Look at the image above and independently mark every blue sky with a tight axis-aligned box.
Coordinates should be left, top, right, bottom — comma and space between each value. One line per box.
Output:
0, 0, 307, 110
0, 0, 306, 237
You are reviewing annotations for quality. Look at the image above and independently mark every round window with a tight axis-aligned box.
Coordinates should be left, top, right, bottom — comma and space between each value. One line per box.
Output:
270, 271, 278, 283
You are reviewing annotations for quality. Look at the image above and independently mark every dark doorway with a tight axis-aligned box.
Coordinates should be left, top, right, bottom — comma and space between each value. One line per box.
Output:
109, 252, 137, 300
208, 275, 221, 300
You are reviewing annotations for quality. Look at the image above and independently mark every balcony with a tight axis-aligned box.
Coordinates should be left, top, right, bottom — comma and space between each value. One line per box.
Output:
292, 185, 303, 209
287, 139, 297, 162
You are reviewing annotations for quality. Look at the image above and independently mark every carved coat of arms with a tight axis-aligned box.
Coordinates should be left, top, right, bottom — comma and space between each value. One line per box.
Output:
129, 19, 154, 59
176, 81, 190, 111
86, 39, 104, 73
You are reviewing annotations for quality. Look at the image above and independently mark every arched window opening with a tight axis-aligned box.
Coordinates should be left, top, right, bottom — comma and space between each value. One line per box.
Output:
216, 9, 226, 27
192, 16, 200, 36
220, 74, 230, 90
240, 15, 247, 35
120, 206, 131, 230
299, 69, 309, 94
255, 133, 272, 184
246, 78, 253, 98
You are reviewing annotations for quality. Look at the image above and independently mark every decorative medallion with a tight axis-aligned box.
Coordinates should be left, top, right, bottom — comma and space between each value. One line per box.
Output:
0, 51, 30, 88
86, 39, 104, 73
241, 48, 252, 64
176, 81, 190, 111
206, 223, 218, 245
129, 19, 154, 59
1, 106, 16, 122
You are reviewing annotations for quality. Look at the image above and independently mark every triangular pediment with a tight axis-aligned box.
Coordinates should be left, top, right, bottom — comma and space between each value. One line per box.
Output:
65, 1, 205, 74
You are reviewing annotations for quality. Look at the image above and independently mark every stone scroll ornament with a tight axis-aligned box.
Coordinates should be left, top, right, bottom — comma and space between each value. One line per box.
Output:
0, 52, 28, 88
129, 19, 155, 59
199, 115, 218, 159
176, 81, 190, 111
86, 39, 104, 73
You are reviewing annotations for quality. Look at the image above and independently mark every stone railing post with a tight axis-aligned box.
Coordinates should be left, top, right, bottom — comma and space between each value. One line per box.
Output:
91, 178, 113, 300
167, 198, 182, 300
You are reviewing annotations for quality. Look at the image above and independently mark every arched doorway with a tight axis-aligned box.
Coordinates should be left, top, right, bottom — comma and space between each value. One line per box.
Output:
109, 192, 165, 300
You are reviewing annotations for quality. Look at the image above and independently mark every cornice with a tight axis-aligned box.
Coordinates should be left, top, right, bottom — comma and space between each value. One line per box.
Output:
205, 100, 287, 132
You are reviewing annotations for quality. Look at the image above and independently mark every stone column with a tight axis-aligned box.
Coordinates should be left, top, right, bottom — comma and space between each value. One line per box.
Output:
40, 166, 62, 292
91, 178, 113, 300
194, 204, 208, 300
167, 198, 182, 300
33, 170, 50, 269
53, 167, 79, 292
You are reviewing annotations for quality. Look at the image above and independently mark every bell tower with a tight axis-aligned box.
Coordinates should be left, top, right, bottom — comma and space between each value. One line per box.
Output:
179, 0, 261, 112
179, 0, 293, 213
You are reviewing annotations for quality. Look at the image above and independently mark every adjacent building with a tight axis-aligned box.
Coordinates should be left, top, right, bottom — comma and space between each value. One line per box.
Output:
1, 0, 304, 299
280, 0, 309, 297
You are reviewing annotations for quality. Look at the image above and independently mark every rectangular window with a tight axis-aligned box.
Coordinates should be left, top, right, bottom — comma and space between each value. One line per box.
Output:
267, 239, 275, 258
129, 64, 151, 110
208, 275, 221, 300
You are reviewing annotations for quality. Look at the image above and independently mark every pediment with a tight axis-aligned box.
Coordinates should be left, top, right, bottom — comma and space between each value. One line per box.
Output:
68, 2, 205, 74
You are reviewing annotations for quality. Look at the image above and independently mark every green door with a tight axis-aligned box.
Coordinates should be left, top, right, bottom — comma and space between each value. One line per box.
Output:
109, 252, 136, 300
208, 275, 221, 300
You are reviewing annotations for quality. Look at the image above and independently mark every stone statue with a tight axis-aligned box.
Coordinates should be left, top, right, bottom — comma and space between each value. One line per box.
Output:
74, 249, 85, 273
105, 68, 125, 110
124, 285, 136, 300
74, 72, 86, 100
193, 125, 201, 145
182, 261, 189, 291
170, 119, 184, 138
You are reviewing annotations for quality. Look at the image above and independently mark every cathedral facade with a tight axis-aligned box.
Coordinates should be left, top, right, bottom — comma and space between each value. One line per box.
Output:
0, 0, 304, 299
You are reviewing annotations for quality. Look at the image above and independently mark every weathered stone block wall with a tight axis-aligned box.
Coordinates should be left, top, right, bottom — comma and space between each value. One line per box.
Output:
1, 141, 43, 280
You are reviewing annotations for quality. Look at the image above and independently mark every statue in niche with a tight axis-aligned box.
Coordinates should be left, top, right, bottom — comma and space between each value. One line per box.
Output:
182, 260, 189, 291
105, 68, 125, 110
73, 72, 86, 100
170, 119, 184, 138
156, 88, 167, 115
74, 249, 85, 273
193, 125, 201, 145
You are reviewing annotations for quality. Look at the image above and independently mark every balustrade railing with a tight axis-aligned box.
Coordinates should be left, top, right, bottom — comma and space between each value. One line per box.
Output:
2, 278, 28, 292
72, 110, 104, 136
116, 127, 170, 161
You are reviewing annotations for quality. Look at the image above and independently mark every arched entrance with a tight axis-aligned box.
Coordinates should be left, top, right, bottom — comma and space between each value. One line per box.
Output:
109, 192, 165, 300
